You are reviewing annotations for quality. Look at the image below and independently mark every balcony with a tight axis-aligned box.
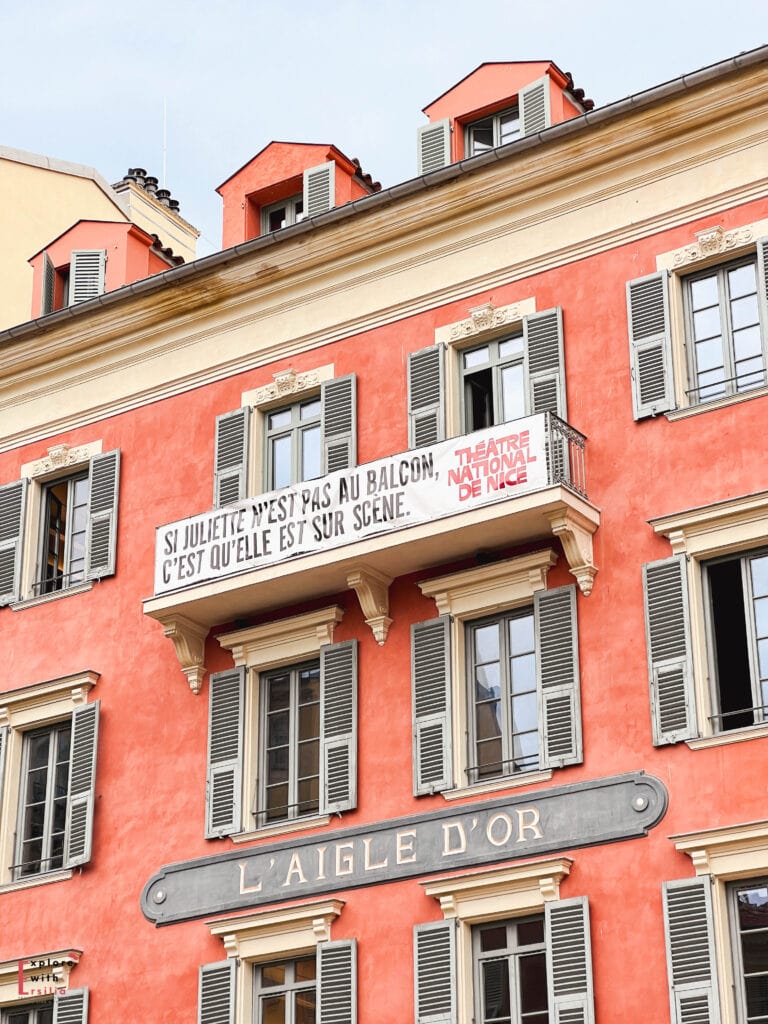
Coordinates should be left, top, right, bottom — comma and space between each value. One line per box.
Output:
144, 413, 599, 691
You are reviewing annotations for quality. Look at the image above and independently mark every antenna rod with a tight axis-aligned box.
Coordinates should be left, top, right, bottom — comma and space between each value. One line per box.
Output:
162, 97, 167, 188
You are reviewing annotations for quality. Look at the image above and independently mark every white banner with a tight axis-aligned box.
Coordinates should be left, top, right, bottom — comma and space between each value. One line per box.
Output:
154, 416, 549, 595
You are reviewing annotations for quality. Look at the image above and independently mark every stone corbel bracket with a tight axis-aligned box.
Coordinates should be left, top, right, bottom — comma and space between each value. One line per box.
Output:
545, 508, 598, 595
158, 614, 210, 694
346, 566, 393, 645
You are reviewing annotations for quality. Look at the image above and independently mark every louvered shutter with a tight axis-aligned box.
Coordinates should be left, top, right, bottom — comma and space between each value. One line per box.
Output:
627, 272, 675, 418
413, 920, 456, 1024
213, 408, 250, 507
321, 375, 357, 474
70, 250, 106, 304
663, 878, 721, 1024
520, 76, 551, 136
42, 252, 55, 315
0, 478, 27, 606
524, 308, 566, 418
0, 725, 7, 822
408, 346, 445, 448
53, 988, 89, 1024
411, 617, 453, 795
318, 940, 356, 1024
85, 450, 120, 579
64, 701, 100, 867
206, 668, 245, 838
417, 119, 451, 175
757, 237, 768, 345
320, 640, 357, 814
643, 556, 697, 744
304, 162, 335, 218
545, 898, 595, 1024
536, 585, 582, 768
198, 960, 236, 1024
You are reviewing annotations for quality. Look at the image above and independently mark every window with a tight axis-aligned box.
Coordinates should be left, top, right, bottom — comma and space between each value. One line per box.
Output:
266, 399, 322, 491
15, 723, 71, 879
38, 473, 89, 595
473, 917, 548, 1024
730, 879, 768, 1024
4, 1006, 53, 1024
262, 196, 306, 234
461, 334, 526, 431
466, 106, 521, 157
254, 956, 316, 1024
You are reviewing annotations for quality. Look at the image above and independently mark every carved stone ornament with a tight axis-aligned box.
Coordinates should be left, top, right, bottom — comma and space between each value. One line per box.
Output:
346, 565, 393, 645
671, 225, 753, 267
544, 508, 598, 596
29, 444, 91, 478
448, 302, 524, 341
158, 614, 210, 694
251, 368, 321, 407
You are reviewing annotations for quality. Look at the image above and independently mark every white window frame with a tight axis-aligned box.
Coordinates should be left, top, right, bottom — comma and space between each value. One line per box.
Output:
261, 194, 305, 234
264, 396, 322, 492
465, 105, 521, 158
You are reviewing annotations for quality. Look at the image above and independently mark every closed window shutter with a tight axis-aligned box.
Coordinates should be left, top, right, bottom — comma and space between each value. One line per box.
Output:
304, 161, 336, 218
64, 701, 100, 867
206, 668, 245, 838
643, 556, 697, 744
411, 617, 453, 795
413, 920, 456, 1024
213, 408, 250, 508
627, 272, 675, 418
0, 725, 7, 824
70, 250, 106, 304
198, 960, 236, 1024
320, 640, 357, 814
318, 939, 357, 1024
0, 478, 27, 606
408, 346, 445, 448
42, 252, 55, 315
54, 988, 89, 1023
321, 375, 357, 474
536, 585, 582, 768
545, 897, 595, 1024
85, 450, 120, 579
520, 76, 551, 136
662, 878, 721, 1024
417, 119, 451, 175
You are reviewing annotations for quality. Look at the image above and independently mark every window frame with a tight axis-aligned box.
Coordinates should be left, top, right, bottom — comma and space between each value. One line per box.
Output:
261, 194, 305, 235
2, 1005, 54, 1024
465, 105, 522, 158
253, 954, 317, 1024
471, 914, 548, 1024
264, 397, 322, 492
727, 877, 768, 1024
13, 721, 72, 881
36, 471, 89, 597
459, 331, 527, 433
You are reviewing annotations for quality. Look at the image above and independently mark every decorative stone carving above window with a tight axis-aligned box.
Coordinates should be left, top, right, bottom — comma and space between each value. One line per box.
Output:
435, 298, 536, 345
243, 364, 334, 408
656, 217, 768, 271
21, 441, 102, 479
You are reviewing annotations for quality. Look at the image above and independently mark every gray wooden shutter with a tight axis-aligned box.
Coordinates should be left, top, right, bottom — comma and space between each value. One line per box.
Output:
418, 119, 451, 175
214, 408, 250, 507
0, 478, 27, 606
520, 76, 551, 136
757, 237, 768, 347
198, 960, 236, 1024
545, 897, 595, 1024
53, 988, 89, 1024
536, 585, 582, 768
64, 701, 100, 868
318, 939, 357, 1024
413, 920, 456, 1024
304, 161, 335, 218
70, 250, 106, 304
524, 308, 566, 418
85, 450, 120, 580
411, 617, 453, 795
0, 725, 7, 823
320, 640, 357, 814
627, 271, 675, 418
663, 878, 721, 1024
321, 375, 357, 474
206, 668, 245, 838
42, 252, 55, 315
643, 556, 697, 744
408, 346, 445, 448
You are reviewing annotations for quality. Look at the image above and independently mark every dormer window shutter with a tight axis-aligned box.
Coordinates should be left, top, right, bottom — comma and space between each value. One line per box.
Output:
417, 119, 451, 175
520, 76, 551, 136
42, 252, 55, 315
304, 161, 335, 218
70, 250, 106, 305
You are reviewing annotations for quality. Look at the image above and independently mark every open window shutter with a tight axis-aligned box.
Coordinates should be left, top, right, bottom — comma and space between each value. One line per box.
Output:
757, 237, 768, 342
411, 617, 453, 795
64, 701, 100, 867
321, 375, 357, 474
0, 478, 27, 606
536, 585, 582, 768
213, 408, 250, 507
627, 272, 675, 418
525, 308, 566, 418
663, 878, 721, 1024
198, 960, 236, 1024
85, 450, 120, 580
417, 119, 451, 175
318, 939, 357, 1024
206, 668, 245, 838
70, 250, 106, 304
304, 161, 335, 218
54, 988, 89, 1024
413, 920, 456, 1024
320, 640, 357, 814
545, 898, 595, 1024
408, 346, 445, 448
0, 725, 7, 822
643, 556, 697, 744
42, 252, 55, 315
520, 76, 551, 136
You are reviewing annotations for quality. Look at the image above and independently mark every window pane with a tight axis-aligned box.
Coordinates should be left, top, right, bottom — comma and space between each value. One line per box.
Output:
266, 783, 289, 818
498, 335, 524, 359
301, 399, 321, 420
689, 274, 719, 309
298, 739, 319, 776
268, 208, 288, 233
271, 435, 292, 490
733, 324, 762, 361
476, 697, 503, 739
267, 710, 290, 747
301, 425, 321, 481
295, 956, 317, 982
464, 346, 490, 369
508, 615, 534, 654
482, 958, 510, 1020
499, 111, 521, 145
512, 692, 538, 734
475, 623, 500, 663
479, 924, 508, 952
297, 775, 319, 813
751, 557, 768, 599
731, 294, 760, 331
741, 929, 768, 973
500, 363, 525, 422
517, 918, 545, 945
466, 369, 494, 430
299, 666, 320, 704
269, 409, 292, 430
510, 653, 536, 694
267, 746, 289, 784
470, 122, 494, 155
745, 975, 768, 1019
737, 885, 768, 929
512, 730, 539, 771
476, 663, 502, 702
477, 736, 503, 775
296, 994, 317, 1024
729, 262, 758, 299
519, 951, 548, 1013
692, 306, 722, 340
268, 674, 290, 710
695, 336, 725, 373
28, 732, 51, 770
299, 702, 320, 741
262, 964, 287, 987
262, 994, 286, 1024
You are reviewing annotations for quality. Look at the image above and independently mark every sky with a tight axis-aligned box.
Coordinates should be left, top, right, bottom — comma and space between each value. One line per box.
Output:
1, 0, 765, 257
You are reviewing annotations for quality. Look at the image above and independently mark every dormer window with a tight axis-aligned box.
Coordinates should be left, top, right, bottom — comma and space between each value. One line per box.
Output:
262, 195, 306, 234
466, 106, 521, 156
